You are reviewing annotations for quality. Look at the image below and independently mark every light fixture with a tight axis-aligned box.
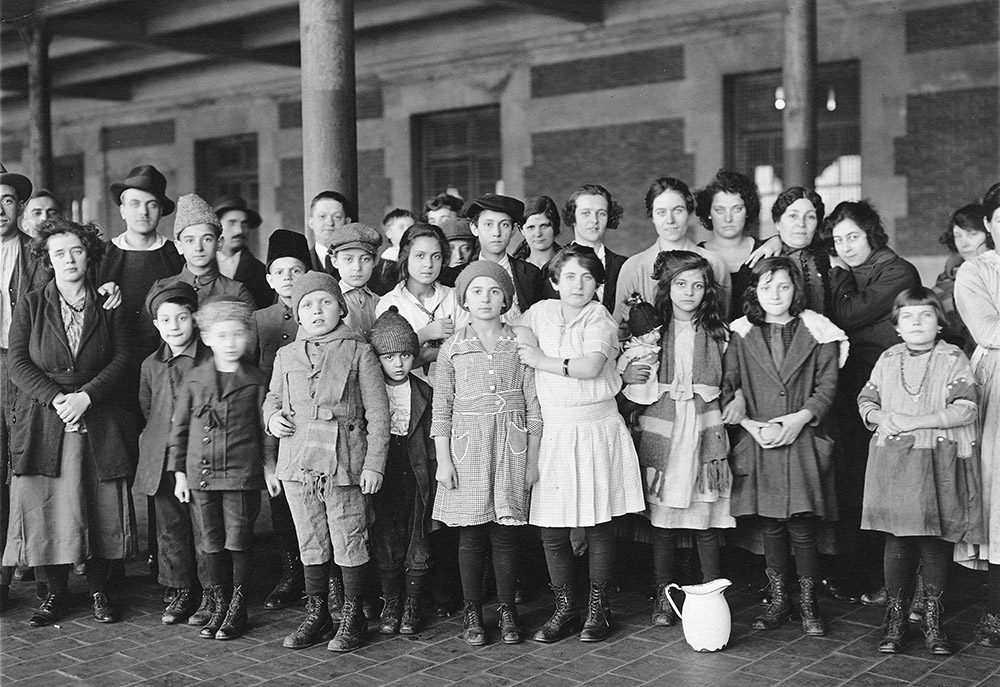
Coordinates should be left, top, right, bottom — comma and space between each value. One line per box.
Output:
826, 87, 837, 112
774, 86, 786, 111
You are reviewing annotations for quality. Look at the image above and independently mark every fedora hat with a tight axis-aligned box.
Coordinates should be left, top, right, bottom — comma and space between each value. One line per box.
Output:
212, 194, 262, 229
0, 164, 32, 202
110, 165, 175, 216
463, 193, 525, 224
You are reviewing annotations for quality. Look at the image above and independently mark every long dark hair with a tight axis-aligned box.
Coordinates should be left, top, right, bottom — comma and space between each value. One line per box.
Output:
652, 250, 727, 343
821, 199, 889, 255
743, 256, 806, 326
397, 222, 450, 283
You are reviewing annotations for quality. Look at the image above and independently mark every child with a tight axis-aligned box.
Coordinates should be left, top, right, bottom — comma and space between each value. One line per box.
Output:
136, 282, 212, 625
169, 296, 279, 641
148, 194, 256, 308
630, 250, 734, 626
617, 294, 663, 406
263, 271, 389, 652
368, 308, 436, 635
721, 257, 847, 637
372, 209, 416, 294
858, 287, 982, 656
432, 261, 542, 646
330, 223, 382, 337
516, 245, 645, 643
252, 229, 311, 611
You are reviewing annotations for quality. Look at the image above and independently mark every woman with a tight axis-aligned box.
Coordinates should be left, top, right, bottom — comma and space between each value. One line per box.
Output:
934, 203, 991, 356
955, 183, 1000, 648
561, 184, 627, 313
823, 200, 920, 603
512, 195, 561, 271
5, 217, 135, 626
772, 187, 831, 316
696, 169, 762, 319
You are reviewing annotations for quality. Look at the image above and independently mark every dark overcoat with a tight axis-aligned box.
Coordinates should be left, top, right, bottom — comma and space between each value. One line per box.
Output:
405, 375, 437, 532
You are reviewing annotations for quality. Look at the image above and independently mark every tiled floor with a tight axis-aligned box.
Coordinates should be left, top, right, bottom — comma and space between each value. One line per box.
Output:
2, 524, 999, 686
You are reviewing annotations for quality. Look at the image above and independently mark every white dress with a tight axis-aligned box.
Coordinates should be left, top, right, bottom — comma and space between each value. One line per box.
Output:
519, 300, 645, 527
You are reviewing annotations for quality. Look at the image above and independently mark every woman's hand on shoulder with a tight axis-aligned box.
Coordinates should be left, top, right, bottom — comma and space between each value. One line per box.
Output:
744, 236, 782, 268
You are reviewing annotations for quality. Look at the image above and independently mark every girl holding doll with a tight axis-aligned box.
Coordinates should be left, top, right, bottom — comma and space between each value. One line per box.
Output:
629, 250, 734, 627
859, 287, 982, 655
516, 245, 645, 643
721, 256, 847, 637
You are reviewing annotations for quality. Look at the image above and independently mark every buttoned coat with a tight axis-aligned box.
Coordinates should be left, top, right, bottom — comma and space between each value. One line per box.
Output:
7, 280, 132, 480
8, 230, 51, 312
168, 359, 268, 491
404, 375, 437, 531
253, 301, 297, 379
232, 249, 274, 309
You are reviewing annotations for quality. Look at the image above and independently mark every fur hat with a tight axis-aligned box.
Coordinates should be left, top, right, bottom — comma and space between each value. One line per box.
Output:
329, 222, 381, 255
110, 165, 175, 216
194, 295, 253, 331
454, 260, 516, 314
463, 193, 524, 223
212, 194, 262, 229
0, 164, 32, 202
266, 229, 311, 270
173, 193, 221, 240
290, 270, 348, 320
145, 281, 198, 318
369, 307, 419, 357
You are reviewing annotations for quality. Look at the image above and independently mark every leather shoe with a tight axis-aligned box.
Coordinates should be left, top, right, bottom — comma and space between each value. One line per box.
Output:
29, 592, 68, 626
820, 577, 860, 604
861, 587, 889, 607
91, 591, 118, 623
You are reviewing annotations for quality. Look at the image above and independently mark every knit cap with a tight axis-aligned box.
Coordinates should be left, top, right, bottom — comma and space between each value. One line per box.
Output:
329, 222, 382, 255
145, 281, 198, 318
627, 300, 663, 338
290, 270, 348, 321
173, 193, 221, 240
454, 260, 516, 314
369, 307, 419, 357
194, 295, 253, 331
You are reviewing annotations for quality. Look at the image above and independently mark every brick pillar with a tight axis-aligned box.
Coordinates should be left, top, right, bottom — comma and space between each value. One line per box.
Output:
19, 21, 52, 190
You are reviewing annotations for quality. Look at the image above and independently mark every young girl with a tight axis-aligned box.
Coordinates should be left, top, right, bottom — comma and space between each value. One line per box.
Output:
721, 257, 847, 637
630, 250, 733, 627
858, 287, 982, 656
432, 261, 541, 646
516, 245, 645, 643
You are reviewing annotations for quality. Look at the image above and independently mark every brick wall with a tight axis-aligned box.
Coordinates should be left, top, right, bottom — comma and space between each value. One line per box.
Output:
894, 86, 1000, 255
905, 1, 998, 53
531, 46, 684, 98
101, 120, 176, 150
524, 119, 695, 257
277, 90, 385, 130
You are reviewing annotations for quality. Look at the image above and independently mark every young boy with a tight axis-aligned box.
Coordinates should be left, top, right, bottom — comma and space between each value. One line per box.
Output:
170, 296, 279, 641
264, 271, 389, 652
367, 308, 436, 635
149, 193, 256, 309
137, 282, 212, 625
371, 209, 416, 294
330, 223, 382, 337
252, 229, 311, 611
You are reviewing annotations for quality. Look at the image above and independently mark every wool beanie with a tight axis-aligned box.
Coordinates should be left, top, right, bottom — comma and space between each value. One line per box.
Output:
173, 193, 221, 240
627, 301, 663, 338
454, 260, 516, 314
369, 307, 420, 357
290, 270, 348, 321
194, 295, 253, 331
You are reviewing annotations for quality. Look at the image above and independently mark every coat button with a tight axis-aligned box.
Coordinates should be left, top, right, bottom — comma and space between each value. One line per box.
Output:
202, 436, 211, 444
283, 314, 290, 320
203, 425, 212, 432
282, 334, 289, 340
202, 468, 210, 475
199, 480, 208, 488
201, 459, 210, 466
348, 424, 355, 431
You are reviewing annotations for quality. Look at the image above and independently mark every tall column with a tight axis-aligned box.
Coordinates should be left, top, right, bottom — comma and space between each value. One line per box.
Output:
20, 21, 53, 190
782, 0, 817, 188
299, 0, 357, 239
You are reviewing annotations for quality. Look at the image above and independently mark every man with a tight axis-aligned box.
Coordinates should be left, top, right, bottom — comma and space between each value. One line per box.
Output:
307, 190, 352, 273
20, 189, 62, 237
213, 195, 273, 308
0, 165, 49, 610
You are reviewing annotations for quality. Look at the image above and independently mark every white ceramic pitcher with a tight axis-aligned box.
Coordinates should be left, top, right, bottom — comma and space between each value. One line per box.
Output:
666, 578, 732, 652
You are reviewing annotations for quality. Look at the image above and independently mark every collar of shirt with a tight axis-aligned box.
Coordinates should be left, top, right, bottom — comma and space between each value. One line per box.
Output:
381, 246, 399, 262
477, 252, 513, 275
111, 231, 168, 251
315, 242, 329, 261
181, 265, 220, 286
160, 339, 200, 363
217, 250, 241, 279
339, 281, 374, 298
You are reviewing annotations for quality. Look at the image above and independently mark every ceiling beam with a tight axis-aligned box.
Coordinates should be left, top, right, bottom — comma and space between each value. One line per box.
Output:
490, 0, 602, 23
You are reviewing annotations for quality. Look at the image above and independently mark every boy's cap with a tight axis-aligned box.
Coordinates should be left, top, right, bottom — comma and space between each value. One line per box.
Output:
454, 260, 516, 314
444, 218, 475, 241
266, 229, 311, 270
369, 306, 419, 357
145, 281, 198, 318
329, 222, 381, 255
194, 295, 254, 330
627, 301, 663, 338
463, 193, 524, 223
173, 193, 221, 240
290, 270, 348, 320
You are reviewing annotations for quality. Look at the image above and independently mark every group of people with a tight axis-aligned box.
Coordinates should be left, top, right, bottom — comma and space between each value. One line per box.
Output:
2, 160, 1000, 662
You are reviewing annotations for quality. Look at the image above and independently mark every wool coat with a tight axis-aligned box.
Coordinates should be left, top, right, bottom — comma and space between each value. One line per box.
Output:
231, 249, 274, 310
7, 280, 132, 480
7, 230, 51, 313
401, 375, 438, 534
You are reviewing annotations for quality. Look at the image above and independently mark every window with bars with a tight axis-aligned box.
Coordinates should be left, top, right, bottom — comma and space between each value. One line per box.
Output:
195, 133, 259, 208
412, 106, 501, 210
724, 61, 861, 231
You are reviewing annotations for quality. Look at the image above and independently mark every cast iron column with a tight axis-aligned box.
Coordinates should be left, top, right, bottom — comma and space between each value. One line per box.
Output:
20, 21, 52, 190
782, 0, 817, 188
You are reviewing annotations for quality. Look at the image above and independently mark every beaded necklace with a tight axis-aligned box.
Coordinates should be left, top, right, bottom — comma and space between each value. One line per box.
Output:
900, 342, 936, 401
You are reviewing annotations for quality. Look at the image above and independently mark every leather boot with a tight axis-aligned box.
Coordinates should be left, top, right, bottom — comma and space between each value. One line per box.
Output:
91, 590, 118, 623
651, 583, 677, 627
579, 582, 611, 642
497, 602, 523, 644
199, 585, 230, 638
327, 596, 367, 652
400, 596, 423, 635
162, 587, 200, 625
798, 576, 826, 636
753, 568, 792, 630
909, 572, 925, 623
975, 611, 1000, 648
921, 590, 952, 655
188, 587, 215, 626
283, 593, 334, 649
265, 549, 304, 610
29, 592, 68, 627
378, 596, 403, 635
328, 575, 345, 625
533, 583, 582, 643
215, 585, 248, 640
461, 601, 485, 646
877, 590, 909, 653
0, 584, 8, 613
861, 586, 889, 607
